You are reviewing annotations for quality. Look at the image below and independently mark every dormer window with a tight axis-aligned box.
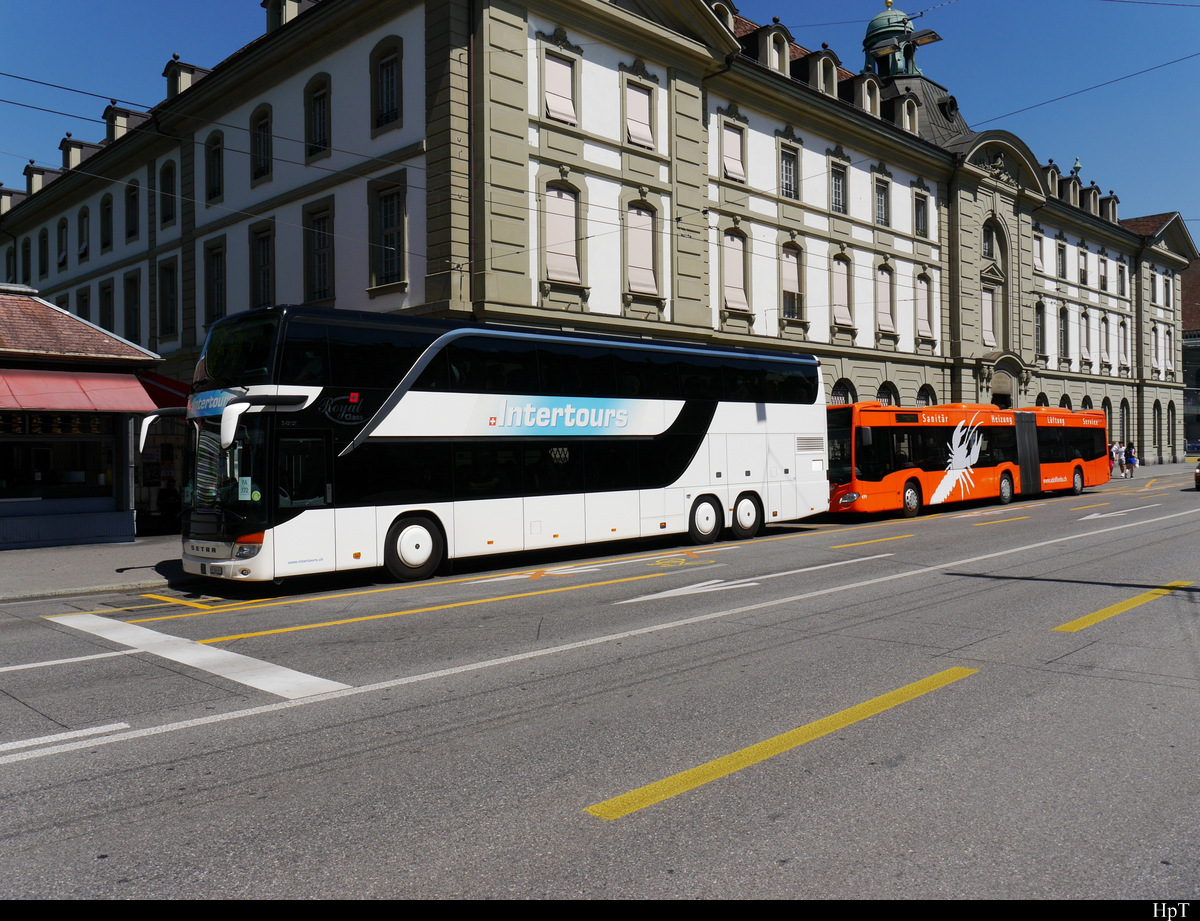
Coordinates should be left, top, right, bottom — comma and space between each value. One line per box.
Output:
769, 33, 789, 73
900, 98, 918, 133
711, 2, 734, 31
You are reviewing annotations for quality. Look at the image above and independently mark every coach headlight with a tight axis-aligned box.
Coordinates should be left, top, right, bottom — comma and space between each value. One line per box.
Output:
234, 532, 264, 559
838, 492, 860, 506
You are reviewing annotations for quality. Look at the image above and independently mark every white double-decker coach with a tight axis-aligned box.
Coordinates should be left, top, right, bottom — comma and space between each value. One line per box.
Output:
144, 306, 827, 582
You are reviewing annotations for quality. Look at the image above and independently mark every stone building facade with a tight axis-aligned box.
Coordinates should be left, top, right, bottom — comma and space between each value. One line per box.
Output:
0, 0, 1192, 462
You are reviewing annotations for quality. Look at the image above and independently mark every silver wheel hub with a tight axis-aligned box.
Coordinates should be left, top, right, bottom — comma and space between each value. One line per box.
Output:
398, 524, 433, 568
695, 503, 717, 535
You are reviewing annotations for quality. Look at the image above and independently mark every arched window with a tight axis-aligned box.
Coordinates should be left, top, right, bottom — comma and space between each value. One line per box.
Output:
370, 38, 402, 131
4, 246, 14, 283
37, 229, 48, 278
1102, 397, 1112, 438
830, 379, 856, 405
56, 218, 68, 271
722, 229, 748, 312
1153, 401, 1162, 455
780, 244, 802, 319
902, 98, 918, 133
1036, 392, 1050, 407
160, 161, 176, 226
820, 57, 836, 96
77, 207, 90, 263
916, 384, 937, 407
100, 194, 113, 251
205, 133, 223, 202
626, 203, 657, 296
1119, 319, 1129, 367
21, 237, 31, 284
1059, 394, 1072, 410
916, 274, 934, 339
125, 181, 140, 241
831, 255, 852, 327
1120, 398, 1131, 442
876, 382, 899, 406
305, 73, 332, 160
1166, 327, 1175, 373
1168, 401, 1177, 457
1100, 314, 1110, 363
876, 264, 895, 333
1081, 395, 1093, 410
1080, 310, 1091, 361
250, 105, 272, 182
544, 185, 580, 284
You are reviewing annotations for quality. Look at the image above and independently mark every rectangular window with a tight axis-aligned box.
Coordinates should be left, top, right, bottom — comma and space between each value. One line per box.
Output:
544, 53, 577, 125
545, 187, 580, 284
206, 137, 224, 201
981, 287, 995, 347
158, 262, 177, 337
722, 231, 748, 311
1035, 306, 1045, 355
372, 179, 406, 288
99, 280, 114, 332
625, 83, 653, 149
76, 287, 90, 322
252, 225, 275, 309
779, 147, 798, 200
100, 198, 113, 251
875, 180, 889, 227
57, 222, 68, 270
1151, 273, 1159, 304
914, 194, 928, 238
1118, 263, 1127, 297
123, 272, 140, 344
1100, 317, 1110, 362
722, 124, 746, 182
307, 84, 330, 158
78, 212, 89, 263
304, 205, 334, 303
830, 165, 846, 215
627, 205, 656, 295
1056, 242, 1067, 280
1033, 234, 1044, 272
1081, 314, 1091, 360
982, 226, 994, 260
205, 241, 226, 324
1079, 251, 1088, 287
1099, 257, 1108, 292
781, 248, 801, 319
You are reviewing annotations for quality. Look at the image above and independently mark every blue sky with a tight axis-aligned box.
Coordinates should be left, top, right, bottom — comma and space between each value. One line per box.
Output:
1, 0, 1196, 227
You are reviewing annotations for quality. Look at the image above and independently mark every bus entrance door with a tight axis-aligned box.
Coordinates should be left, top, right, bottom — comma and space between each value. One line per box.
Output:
1014, 412, 1040, 495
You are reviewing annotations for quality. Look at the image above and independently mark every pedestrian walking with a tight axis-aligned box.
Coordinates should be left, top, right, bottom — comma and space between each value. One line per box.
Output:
1111, 440, 1125, 478
1125, 441, 1137, 478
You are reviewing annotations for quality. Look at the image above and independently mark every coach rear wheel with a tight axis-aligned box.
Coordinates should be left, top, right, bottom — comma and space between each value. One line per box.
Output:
688, 496, 723, 544
732, 493, 763, 539
1072, 467, 1084, 495
998, 472, 1014, 505
384, 516, 444, 581
901, 480, 922, 518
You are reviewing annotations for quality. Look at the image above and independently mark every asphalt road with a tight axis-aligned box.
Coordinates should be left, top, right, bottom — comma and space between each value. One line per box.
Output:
2, 469, 1198, 898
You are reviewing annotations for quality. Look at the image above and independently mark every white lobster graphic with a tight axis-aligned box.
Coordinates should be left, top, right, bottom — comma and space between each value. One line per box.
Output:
930, 416, 984, 504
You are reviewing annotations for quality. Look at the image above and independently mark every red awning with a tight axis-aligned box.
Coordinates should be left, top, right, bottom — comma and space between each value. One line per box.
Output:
136, 369, 189, 408
0, 369, 158, 412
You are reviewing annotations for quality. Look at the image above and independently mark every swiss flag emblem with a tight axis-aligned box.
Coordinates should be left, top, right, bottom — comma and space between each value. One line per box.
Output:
489, 416, 497, 426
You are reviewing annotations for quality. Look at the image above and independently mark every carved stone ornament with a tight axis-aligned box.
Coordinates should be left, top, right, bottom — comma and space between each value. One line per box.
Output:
715, 101, 749, 125
536, 27, 582, 55
970, 148, 1016, 186
775, 124, 802, 144
618, 59, 659, 84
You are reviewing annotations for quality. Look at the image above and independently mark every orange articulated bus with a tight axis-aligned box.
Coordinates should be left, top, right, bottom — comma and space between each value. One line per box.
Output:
827, 402, 1111, 517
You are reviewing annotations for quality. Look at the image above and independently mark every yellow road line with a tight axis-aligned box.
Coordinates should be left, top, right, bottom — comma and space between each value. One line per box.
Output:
140, 594, 213, 609
1054, 580, 1192, 633
585, 666, 978, 821
199, 572, 669, 643
829, 535, 913, 549
972, 516, 1030, 526
1070, 503, 1108, 510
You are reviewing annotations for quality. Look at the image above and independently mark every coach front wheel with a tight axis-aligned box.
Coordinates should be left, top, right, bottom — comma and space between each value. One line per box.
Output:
1072, 467, 1084, 495
901, 480, 922, 518
998, 472, 1014, 505
384, 515, 444, 581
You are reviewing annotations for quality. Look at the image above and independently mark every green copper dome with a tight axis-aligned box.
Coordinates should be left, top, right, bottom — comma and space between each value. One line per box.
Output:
862, 1, 924, 77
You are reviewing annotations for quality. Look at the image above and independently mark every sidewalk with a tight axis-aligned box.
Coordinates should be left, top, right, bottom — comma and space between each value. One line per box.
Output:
0, 535, 201, 602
